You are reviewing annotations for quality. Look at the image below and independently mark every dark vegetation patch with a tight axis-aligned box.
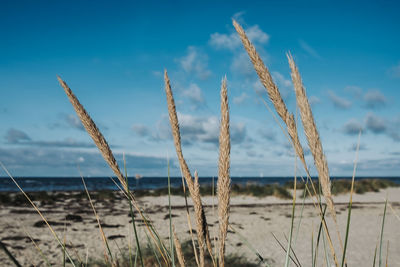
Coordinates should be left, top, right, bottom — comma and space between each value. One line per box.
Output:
95, 223, 123, 228
33, 221, 70, 227
108, 235, 125, 240
163, 213, 179, 220
65, 214, 83, 222
0, 179, 396, 207
88, 240, 266, 267
284, 178, 398, 196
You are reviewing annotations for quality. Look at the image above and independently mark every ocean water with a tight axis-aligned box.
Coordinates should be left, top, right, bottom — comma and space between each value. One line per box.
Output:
0, 176, 399, 192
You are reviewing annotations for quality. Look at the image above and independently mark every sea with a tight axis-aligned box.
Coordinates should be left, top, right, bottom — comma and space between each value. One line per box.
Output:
1, 176, 400, 192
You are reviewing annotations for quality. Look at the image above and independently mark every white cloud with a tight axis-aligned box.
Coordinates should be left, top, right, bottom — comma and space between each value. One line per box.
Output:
271, 71, 292, 99
65, 114, 84, 131
253, 80, 265, 94
233, 92, 249, 105
132, 124, 150, 137
365, 113, 386, 134
209, 25, 269, 51
154, 113, 246, 146
363, 90, 386, 109
327, 90, 352, 109
299, 40, 321, 59
344, 85, 363, 98
389, 62, 400, 78
178, 46, 211, 80
231, 52, 254, 76
342, 119, 363, 135
182, 83, 205, 106
309, 96, 321, 105
272, 71, 292, 88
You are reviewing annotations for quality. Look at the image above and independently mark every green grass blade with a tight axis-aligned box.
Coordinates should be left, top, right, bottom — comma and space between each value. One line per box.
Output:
379, 198, 388, 267
285, 175, 297, 267
24, 229, 51, 267
230, 225, 271, 267
313, 205, 327, 267
80, 175, 114, 264
145, 230, 162, 267
373, 242, 378, 267
123, 154, 145, 267
271, 233, 299, 267
311, 227, 314, 267
341, 130, 361, 267
134, 245, 138, 267
294, 178, 307, 247
322, 224, 331, 267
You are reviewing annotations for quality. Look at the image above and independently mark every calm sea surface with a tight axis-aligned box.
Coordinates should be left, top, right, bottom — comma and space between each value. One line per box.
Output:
0, 177, 399, 192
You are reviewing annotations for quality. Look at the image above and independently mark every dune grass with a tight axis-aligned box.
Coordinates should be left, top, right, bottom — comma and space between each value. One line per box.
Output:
1, 19, 399, 267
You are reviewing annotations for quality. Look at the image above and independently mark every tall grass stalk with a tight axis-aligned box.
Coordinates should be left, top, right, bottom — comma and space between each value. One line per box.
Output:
284, 159, 297, 267
167, 158, 175, 267
164, 70, 214, 266
217, 77, 231, 267
229, 225, 270, 267
287, 54, 341, 266
385, 241, 389, 267
181, 174, 200, 266
23, 228, 51, 267
233, 20, 339, 265
57, 76, 128, 192
341, 131, 361, 267
123, 154, 144, 267
58, 76, 171, 265
173, 228, 186, 267
313, 205, 327, 267
271, 233, 299, 267
311, 224, 314, 267
144, 230, 161, 267
379, 198, 388, 267
80, 175, 113, 264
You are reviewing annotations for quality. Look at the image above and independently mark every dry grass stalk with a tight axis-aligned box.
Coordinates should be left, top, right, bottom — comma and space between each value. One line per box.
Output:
81, 176, 112, 264
232, 20, 306, 168
57, 76, 128, 193
193, 171, 206, 267
173, 227, 186, 267
164, 71, 214, 267
286, 54, 337, 221
58, 76, 172, 265
217, 77, 231, 267
181, 175, 200, 266
232, 21, 340, 265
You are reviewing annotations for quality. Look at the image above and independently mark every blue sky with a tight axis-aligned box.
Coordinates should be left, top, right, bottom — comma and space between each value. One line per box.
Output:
1, 0, 400, 177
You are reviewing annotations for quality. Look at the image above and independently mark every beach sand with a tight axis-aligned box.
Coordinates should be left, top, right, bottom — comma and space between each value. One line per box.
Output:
1, 187, 399, 266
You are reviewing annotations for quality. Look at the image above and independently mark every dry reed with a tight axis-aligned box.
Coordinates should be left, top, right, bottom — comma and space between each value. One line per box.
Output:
217, 77, 231, 267
57, 76, 128, 193
286, 54, 336, 221
181, 175, 200, 266
194, 171, 206, 267
173, 227, 186, 267
58, 76, 171, 265
164, 70, 214, 267
232, 20, 306, 168
232, 21, 340, 265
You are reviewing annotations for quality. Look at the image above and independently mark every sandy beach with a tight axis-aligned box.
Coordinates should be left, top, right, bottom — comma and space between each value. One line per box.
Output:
1, 187, 399, 266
